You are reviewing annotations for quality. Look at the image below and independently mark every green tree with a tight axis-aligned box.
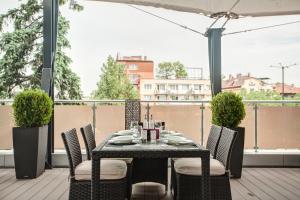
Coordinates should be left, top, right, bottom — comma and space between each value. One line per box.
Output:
93, 56, 138, 100
0, 0, 83, 99
240, 89, 282, 100
157, 61, 187, 79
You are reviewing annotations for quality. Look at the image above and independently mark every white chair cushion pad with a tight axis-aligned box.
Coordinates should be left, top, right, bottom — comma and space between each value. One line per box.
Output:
105, 158, 133, 164
172, 154, 213, 162
75, 160, 127, 180
174, 158, 225, 176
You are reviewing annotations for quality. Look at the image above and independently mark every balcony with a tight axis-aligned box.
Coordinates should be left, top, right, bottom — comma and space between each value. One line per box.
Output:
1, 99, 299, 164
0, 99, 299, 200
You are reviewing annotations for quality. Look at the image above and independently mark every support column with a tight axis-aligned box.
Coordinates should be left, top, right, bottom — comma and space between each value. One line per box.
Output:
42, 0, 58, 168
207, 28, 224, 96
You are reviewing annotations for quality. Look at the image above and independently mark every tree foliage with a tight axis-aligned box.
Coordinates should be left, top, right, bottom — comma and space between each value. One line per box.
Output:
0, 0, 83, 99
240, 89, 282, 100
157, 61, 188, 79
93, 56, 138, 100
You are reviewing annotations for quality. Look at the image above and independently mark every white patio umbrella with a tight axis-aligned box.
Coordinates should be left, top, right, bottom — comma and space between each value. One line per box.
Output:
87, 0, 300, 95
88, 0, 300, 17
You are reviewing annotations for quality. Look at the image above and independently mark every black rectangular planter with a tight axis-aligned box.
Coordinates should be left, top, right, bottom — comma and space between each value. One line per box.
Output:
13, 126, 48, 179
230, 127, 245, 178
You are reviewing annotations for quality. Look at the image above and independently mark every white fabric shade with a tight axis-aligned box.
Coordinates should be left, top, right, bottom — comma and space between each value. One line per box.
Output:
88, 0, 300, 17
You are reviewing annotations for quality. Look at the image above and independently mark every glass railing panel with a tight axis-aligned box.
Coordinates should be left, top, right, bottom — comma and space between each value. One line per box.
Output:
94, 103, 125, 144
257, 106, 300, 150
54, 104, 93, 149
0, 105, 14, 149
242, 106, 256, 149
141, 103, 203, 143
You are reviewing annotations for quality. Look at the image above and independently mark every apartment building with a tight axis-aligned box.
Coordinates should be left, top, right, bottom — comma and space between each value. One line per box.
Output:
116, 55, 154, 89
140, 79, 211, 101
222, 73, 273, 93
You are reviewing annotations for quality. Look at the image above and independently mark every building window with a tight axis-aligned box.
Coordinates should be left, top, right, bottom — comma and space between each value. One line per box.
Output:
157, 95, 166, 100
184, 96, 189, 100
144, 95, 152, 100
181, 84, 189, 90
169, 84, 178, 90
144, 84, 152, 90
194, 84, 202, 90
129, 74, 139, 83
194, 95, 200, 100
128, 64, 138, 70
171, 95, 178, 100
157, 84, 166, 91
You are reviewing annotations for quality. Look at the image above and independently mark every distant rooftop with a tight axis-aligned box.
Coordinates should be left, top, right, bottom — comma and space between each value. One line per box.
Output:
116, 55, 153, 62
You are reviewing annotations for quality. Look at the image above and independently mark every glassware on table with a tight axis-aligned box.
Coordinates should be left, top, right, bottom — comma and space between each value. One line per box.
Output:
130, 121, 139, 134
141, 129, 147, 143
150, 130, 157, 143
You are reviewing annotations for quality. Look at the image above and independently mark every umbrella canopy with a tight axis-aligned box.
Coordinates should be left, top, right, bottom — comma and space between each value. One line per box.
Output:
89, 0, 300, 17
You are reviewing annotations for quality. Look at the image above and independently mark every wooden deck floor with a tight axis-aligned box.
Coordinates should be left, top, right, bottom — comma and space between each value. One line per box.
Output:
0, 168, 299, 200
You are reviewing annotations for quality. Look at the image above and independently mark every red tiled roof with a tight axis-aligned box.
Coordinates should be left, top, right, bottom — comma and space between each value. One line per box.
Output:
222, 75, 252, 89
273, 83, 300, 94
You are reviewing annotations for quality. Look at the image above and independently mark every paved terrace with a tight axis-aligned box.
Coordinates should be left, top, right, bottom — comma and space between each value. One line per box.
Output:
0, 168, 299, 200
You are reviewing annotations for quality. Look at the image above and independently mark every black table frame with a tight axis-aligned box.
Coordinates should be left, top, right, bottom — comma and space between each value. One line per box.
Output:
92, 135, 211, 200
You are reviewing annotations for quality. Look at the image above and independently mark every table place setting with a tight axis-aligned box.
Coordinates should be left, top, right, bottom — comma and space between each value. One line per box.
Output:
108, 135, 137, 145
113, 129, 135, 136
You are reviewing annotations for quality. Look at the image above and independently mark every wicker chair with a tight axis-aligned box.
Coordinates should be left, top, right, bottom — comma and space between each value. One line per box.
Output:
171, 124, 222, 195
173, 127, 237, 200
61, 128, 127, 200
80, 124, 133, 199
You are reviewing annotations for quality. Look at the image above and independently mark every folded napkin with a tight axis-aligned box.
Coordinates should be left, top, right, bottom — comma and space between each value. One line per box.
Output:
113, 130, 134, 136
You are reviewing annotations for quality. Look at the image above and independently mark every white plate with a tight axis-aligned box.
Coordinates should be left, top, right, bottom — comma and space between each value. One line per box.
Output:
167, 139, 194, 145
109, 135, 134, 144
114, 130, 134, 136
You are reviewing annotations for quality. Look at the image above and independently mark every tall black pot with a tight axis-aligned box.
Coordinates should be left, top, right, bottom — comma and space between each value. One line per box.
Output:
230, 127, 245, 178
13, 125, 48, 179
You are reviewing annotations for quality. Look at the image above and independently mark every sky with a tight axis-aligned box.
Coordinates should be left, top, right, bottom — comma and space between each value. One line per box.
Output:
1, 0, 300, 96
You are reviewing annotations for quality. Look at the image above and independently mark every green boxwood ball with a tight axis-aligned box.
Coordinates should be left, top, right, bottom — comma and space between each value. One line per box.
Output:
211, 92, 246, 128
12, 89, 53, 127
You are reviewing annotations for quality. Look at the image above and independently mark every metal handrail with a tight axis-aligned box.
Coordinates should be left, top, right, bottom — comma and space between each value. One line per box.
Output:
1, 99, 300, 104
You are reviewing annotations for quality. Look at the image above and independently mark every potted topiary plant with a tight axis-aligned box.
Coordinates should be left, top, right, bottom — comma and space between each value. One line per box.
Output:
12, 89, 53, 179
211, 92, 246, 178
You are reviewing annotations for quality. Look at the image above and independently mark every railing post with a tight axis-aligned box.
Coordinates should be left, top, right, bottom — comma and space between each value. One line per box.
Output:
92, 102, 97, 135
146, 102, 150, 124
254, 103, 258, 152
200, 102, 205, 146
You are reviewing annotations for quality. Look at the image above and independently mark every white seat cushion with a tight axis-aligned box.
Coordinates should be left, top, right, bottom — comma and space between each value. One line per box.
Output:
172, 154, 213, 162
106, 158, 133, 164
75, 160, 127, 180
174, 158, 225, 176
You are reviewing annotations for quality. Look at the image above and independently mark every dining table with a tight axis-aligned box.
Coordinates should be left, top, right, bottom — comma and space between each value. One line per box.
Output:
91, 131, 211, 200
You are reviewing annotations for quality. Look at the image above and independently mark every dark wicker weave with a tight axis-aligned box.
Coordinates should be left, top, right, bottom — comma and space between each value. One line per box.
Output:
132, 158, 168, 189
61, 128, 127, 200
92, 134, 211, 200
174, 127, 237, 200
80, 124, 133, 199
171, 125, 222, 194
206, 125, 223, 158
80, 124, 95, 160
125, 99, 141, 130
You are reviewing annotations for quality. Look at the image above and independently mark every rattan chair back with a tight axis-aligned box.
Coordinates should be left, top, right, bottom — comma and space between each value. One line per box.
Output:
125, 99, 141, 130
80, 124, 96, 160
61, 128, 82, 177
215, 127, 237, 170
206, 125, 222, 158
